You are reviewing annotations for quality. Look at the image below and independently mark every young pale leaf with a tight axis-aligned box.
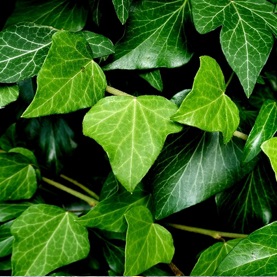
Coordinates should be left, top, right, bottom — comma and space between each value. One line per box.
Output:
0, 153, 37, 202
11, 204, 90, 276
22, 31, 106, 118
104, 0, 192, 70
112, 0, 133, 24
261, 137, 277, 180
191, 0, 277, 97
171, 56, 240, 144
83, 95, 182, 192
151, 130, 244, 220
139, 70, 163, 92
0, 203, 32, 223
0, 85, 19, 107
242, 100, 277, 163
190, 239, 242, 276
5, 0, 87, 32
215, 222, 277, 275
124, 206, 174, 276
0, 23, 56, 83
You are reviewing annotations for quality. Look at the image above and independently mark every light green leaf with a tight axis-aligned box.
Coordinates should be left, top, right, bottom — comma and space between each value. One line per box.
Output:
139, 69, 163, 92
0, 85, 19, 107
83, 95, 182, 192
261, 137, 277, 180
0, 203, 32, 223
190, 239, 241, 276
215, 222, 277, 275
11, 204, 90, 276
191, 0, 277, 97
112, 0, 133, 24
22, 31, 106, 117
104, 0, 192, 70
77, 190, 151, 232
6, 0, 87, 31
171, 56, 240, 143
0, 152, 38, 202
124, 206, 174, 276
242, 100, 277, 163
0, 23, 56, 83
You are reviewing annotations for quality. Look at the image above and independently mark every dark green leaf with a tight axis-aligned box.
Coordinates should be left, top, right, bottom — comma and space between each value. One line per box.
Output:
0, 221, 14, 258
0, 257, 11, 271
139, 70, 163, 92
0, 85, 19, 107
112, 0, 133, 24
0, 203, 32, 222
261, 137, 277, 180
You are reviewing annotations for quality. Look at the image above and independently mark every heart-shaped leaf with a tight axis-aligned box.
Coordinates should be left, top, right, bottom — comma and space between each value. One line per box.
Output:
261, 137, 277, 181
83, 95, 182, 192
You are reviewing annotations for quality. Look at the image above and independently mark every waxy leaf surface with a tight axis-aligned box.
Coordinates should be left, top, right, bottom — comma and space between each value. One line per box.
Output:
83, 95, 182, 192
191, 0, 277, 97
0, 23, 56, 83
0, 85, 19, 107
0, 203, 32, 223
11, 204, 90, 276
104, 0, 192, 70
171, 56, 240, 144
124, 206, 174, 276
112, 0, 133, 24
261, 137, 277, 180
22, 31, 106, 117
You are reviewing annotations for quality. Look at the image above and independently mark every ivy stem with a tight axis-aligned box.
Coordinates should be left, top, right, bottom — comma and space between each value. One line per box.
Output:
226, 71, 235, 90
106, 85, 131, 96
42, 176, 98, 207
233, 130, 248, 141
167, 223, 248, 240
169, 262, 184, 276
60, 174, 99, 200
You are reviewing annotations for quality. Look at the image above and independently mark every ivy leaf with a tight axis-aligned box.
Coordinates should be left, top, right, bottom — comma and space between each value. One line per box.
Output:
104, 0, 192, 70
0, 203, 32, 223
22, 31, 106, 117
124, 206, 174, 276
0, 23, 56, 83
151, 130, 245, 220
0, 85, 19, 108
242, 100, 277, 163
191, 0, 277, 97
261, 137, 277, 180
112, 0, 133, 24
83, 95, 182, 192
139, 70, 163, 92
0, 152, 38, 202
171, 56, 240, 144
11, 204, 90, 276
5, 0, 87, 31
77, 190, 151, 232
190, 239, 242, 276
215, 222, 277, 275
0, 221, 14, 258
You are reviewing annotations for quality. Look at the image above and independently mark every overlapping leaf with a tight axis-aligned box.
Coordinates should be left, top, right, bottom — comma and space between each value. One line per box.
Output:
171, 56, 240, 143
112, 0, 133, 24
83, 95, 182, 192
191, 0, 277, 97
124, 206, 174, 276
104, 0, 192, 70
0, 85, 19, 107
261, 137, 277, 180
22, 31, 106, 117
0, 23, 56, 83
11, 204, 90, 276
139, 70, 163, 92
0, 221, 14, 258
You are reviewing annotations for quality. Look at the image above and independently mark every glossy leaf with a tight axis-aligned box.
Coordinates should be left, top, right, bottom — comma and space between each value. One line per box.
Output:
139, 70, 163, 92
191, 0, 277, 97
261, 137, 277, 180
0, 152, 37, 202
0, 23, 56, 83
11, 204, 90, 276
6, 0, 87, 31
0, 203, 32, 223
215, 222, 277, 275
0, 221, 14, 258
104, 0, 192, 70
190, 239, 241, 276
112, 0, 133, 24
124, 206, 174, 276
242, 100, 277, 163
0, 85, 19, 107
83, 95, 182, 192
171, 56, 240, 143
22, 31, 106, 117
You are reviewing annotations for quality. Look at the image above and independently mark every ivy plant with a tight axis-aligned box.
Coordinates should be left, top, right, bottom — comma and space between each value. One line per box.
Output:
0, 0, 277, 276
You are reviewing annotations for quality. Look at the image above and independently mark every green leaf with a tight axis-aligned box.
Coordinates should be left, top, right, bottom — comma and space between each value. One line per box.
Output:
77, 190, 151, 232
191, 0, 277, 97
0, 152, 38, 202
151, 130, 245, 220
171, 56, 240, 143
22, 31, 106, 117
112, 0, 133, 24
0, 23, 56, 83
124, 206, 174, 276
139, 70, 163, 92
11, 204, 90, 276
0, 203, 32, 223
215, 222, 277, 275
6, 0, 87, 31
0, 258, 11, 271
83, 95, 182, 192
261, 137, 277, 180
104, 0, 192, 70
190, 239, 241, 276
242, 100, 277, 163
0, 85, 19, 107
0, 221, 14, 258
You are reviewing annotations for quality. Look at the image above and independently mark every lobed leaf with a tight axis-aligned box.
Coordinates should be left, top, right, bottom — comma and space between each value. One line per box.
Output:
261, 137, 277, 181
